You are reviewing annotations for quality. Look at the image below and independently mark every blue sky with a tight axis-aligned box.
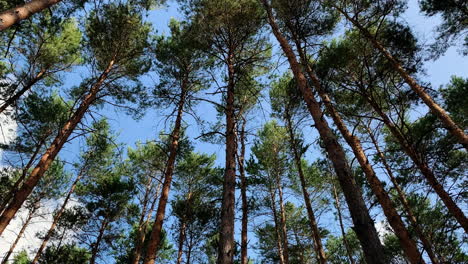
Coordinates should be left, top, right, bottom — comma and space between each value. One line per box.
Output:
1, 0, 467, 262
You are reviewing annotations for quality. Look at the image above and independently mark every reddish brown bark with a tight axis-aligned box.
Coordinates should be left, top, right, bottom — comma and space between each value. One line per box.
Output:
268, 186, 286, 264
0, 0, 63, 31
176, 221, 187, 264
276, 172, 290, 264
217, 54, 237, 264
0, 69, 46, 114
334, 5, 468, 148
285, 113, 327, 264
366, 125, 440, 264
0, 60, 114, 236
260, 1, 387, 263
363, 92, 468, 233
89, 218, 109, 264
143, 85, 186, 264
300, 58, 424, 263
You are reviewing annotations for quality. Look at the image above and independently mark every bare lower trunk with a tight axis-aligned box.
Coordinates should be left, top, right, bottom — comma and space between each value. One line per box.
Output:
217, 55, 237, 264
0, 60, 114, 236
1, 206, 36, 264
31, 171, 84, 264
237, 117, 249, 264
276, 172, 290, 264
89, 218, 109, 264
269, 187, 285, 264
366, 126, 440, 264
333, 5, 468, 148
285, 113, 327, 264
364, 93, 468, 233
260, 2, 386, 262
332, 182, 356, 264
176, 220, 187, 264
300, 55, 423, 263
0, 0, 63, 31
143, 86, 186, 264
132, 181, 161, 264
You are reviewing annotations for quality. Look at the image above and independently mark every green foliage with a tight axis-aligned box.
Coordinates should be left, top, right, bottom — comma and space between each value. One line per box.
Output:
11, 250, 30, 264
36, 244, 91, 264
325, 230, 364, 264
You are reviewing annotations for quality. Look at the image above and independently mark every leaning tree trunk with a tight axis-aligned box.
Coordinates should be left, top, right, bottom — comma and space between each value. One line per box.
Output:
260, 1, 387, 263
363, 91, 468, 233
0, 137, 46, 215
296, 45, 424, 263
0, 0, 63, 31
0, 69, 46, 114
333, 5, 468, 148
1, 205, 37, 264
176, 220, 187, 264
31, 169, 85, 264
0, 59, 114, 236
285, 112, 327, 264
89, 218, 109, 264
143, 86, 187, 264
237, 116, 249, 264
217, 54, 237, 264
365, 125, 441, 264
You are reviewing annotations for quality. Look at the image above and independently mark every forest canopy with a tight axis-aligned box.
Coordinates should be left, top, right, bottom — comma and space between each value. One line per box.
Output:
0, 0, 466, 264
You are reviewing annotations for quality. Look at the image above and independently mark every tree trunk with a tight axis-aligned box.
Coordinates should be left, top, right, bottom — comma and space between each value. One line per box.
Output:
0, 0, 63, 31
217, 54, 237, 264
143, 85, 187, 264
285, 112, 327, 264
0, 137, 47, 215
132, 181, 162, 264
366, 125, 441, 264
0, 69, 46, 114
1, 205, 37, 264
333, 5, 468, 148
298, 53, 424, 263
260, 2, 387, 263
275, 170, 290, 264
269, 187, 285, 264
237, 116, 249, 264
332, 182, 356, 264
31, 170, 84, 264
363, 92, 468, 233
0, 59, 114, 236
176, 220, 187, 264
89, 218, 109, 264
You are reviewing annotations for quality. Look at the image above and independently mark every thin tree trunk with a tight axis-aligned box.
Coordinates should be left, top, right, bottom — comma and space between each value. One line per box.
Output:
0, 59, 114, 236
332, 182, 356, 264
132, 181, 162, 264
269, 187, 285, 264
31, 170, 84, 264
260, 2, 387, 263
0, 136, 46, 215
237, 116, 249, 264
366, 125, 441, 264
0, 0, 63, 31
275, 171, 290, 264
363, 92, 468, 233
89, 218, 109, 264
333, 5, 468, 148
1, 205, 37, 264
297, 51, 424, 263
143, 85, 187, 264
217, 54, 237, 264
0, 69, 46, 114
176, 220, 187, 264
285, 112, 327, 264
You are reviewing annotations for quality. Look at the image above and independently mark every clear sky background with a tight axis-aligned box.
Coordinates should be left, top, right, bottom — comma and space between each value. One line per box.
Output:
1, 0, 467, 262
